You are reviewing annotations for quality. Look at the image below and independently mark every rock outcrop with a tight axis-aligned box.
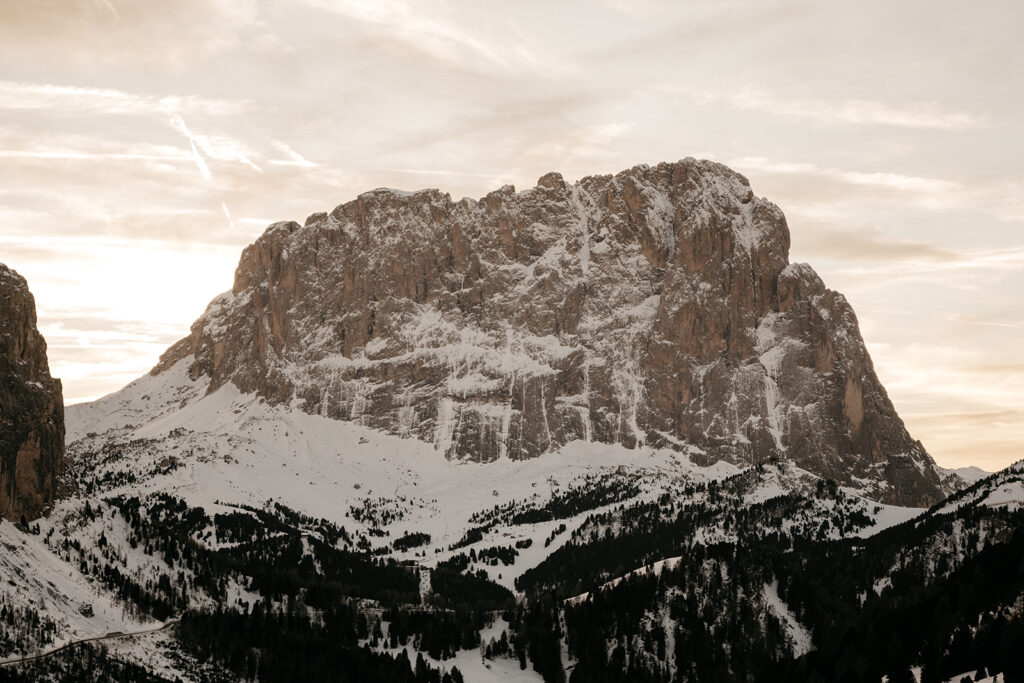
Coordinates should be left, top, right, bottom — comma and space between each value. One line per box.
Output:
154, 159, 949, 506
0, 264, 64, 521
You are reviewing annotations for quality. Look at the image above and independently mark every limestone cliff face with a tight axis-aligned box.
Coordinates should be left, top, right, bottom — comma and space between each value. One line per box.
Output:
0, 264, 64, 521
154, 159, 948, 506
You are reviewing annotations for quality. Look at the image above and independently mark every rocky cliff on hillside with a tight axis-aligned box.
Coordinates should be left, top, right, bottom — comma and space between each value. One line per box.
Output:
0, 264, 64, 521
154, 158, 949, 506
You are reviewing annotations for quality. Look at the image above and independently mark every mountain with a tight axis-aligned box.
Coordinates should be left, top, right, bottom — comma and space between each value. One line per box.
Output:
151, 159, 947, 506
4, 160, 1014, 683
940, 465, 991, 485
0, 264, 64, 522
551, 459, 1024, 683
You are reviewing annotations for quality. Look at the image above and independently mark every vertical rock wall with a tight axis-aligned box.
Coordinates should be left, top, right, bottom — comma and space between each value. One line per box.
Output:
0, 264, 64, 522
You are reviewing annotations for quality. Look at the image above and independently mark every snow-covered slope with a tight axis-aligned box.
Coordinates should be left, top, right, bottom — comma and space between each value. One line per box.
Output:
939, 465, 991, 485
0, 518, 154, 661
0, 359, 1014, 681
62, 366, 925, 573
931, 460, 1023, 516
0, 358, 930, 664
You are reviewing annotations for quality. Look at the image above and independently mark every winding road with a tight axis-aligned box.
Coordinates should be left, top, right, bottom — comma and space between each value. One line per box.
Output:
0, 618, 180, 668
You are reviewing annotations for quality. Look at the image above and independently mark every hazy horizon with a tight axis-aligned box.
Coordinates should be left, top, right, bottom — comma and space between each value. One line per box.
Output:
2, 0, 1021, 471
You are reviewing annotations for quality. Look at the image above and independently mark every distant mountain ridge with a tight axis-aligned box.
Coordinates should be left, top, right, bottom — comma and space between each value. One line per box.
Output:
151, 158, 950, 506
940, 465, 990, 484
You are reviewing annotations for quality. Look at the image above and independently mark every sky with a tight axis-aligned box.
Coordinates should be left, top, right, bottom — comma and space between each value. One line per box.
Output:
1, 0, 1021, 471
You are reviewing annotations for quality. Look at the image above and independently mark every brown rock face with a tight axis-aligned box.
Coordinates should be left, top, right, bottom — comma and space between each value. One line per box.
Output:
154, 159, 948, 506
0, 264, 65, 521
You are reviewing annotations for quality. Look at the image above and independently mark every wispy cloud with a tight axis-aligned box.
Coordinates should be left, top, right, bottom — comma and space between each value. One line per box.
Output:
91, 0, 119, 20
819, 244, 1024, 283
943, 314, 1024, 332
874, 342, 1024, 407
730, 156, 1024, 224
0, 149, 187, 162
732, 156, 962, 195
169, 114, 213, 180
0, 0, 268, 70
787, 213, 959, 264
0, 80, 252, 117
220, 201, 236, 230
870, 341, 1024, 469
297, 0, 538, 72
269, 140, 317, 168
688, 86, 982, 131
166, 114, 263, 178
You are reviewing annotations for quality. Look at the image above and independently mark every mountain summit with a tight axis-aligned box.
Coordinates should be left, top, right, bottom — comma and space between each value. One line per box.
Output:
153, 159, 946, 506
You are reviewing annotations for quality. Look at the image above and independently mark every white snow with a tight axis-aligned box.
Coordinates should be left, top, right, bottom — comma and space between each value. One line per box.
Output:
850, 500, 924, 538
940, 465, 991, 484
762, 579, 812, 657
366, 616, 542, 683
979, 480, 1024, 511
45, 359, 944, 669
565, 556, 683, 606
931, 463, 1023, 516
67, 379, 739, 592
0, 521, 155, 661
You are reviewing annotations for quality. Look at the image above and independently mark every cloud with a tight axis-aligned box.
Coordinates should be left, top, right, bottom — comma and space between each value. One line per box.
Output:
0, 0, 267, 70
7, 234, 242, 401
905, 410, 1024, 471
505, 122, 636, 180
169, 114, 214, 181
269, 141, 317, 168
730, 156, 1024, 225
0, 121, 275, 223
731, 156, 962, 195
0, 80, 253, 118
588, 1, 811, 63
787, 214, 958, 264
687, 86, 981, 130
943, 314, 1024, 332
296, 0, 538, 73
0, 149, 187, 163
869, 342, 1024, 470
380, 89, 606, 156
166, 113, 266, 179
826, 245, 1024, 282
221, 202, 236, 230
91, 0, 119, 20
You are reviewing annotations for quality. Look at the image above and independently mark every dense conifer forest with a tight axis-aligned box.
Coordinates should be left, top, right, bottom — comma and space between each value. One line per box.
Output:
3, 465, 1022, 681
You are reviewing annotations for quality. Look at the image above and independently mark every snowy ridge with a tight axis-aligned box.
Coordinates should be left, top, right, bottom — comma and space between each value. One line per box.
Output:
930, 460, 1024, 517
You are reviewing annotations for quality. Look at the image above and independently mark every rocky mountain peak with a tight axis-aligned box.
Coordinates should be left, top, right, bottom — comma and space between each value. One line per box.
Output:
0, 263, 65, 521
153, 158, 950, 506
